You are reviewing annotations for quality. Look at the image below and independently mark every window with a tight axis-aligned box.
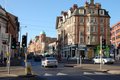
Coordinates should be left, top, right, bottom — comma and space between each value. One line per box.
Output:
80, 32, 83, 36
79, 9, 84, 14
91, 36, 95, 42
88, 36, 89, 39
87, 36, 90, 43
116, 29, 120, 34
87, 18, 89, 22
116, 35, 120, 39
80, 17, 84, 23
90, 17, 96, 23
80, 37, 84, 43
100, 26, 104, 32
91, 26, 96, 32
87, 27, 89, 32
99, 10, 104, 15
100, 18, 104, 23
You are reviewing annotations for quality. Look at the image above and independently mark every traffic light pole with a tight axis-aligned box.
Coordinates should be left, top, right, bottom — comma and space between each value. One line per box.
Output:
24, 33, 32, 75
25, 33, 28, 75
100, 36, 103, 70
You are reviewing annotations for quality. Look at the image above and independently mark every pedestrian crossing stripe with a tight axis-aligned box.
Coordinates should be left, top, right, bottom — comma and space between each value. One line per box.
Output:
44, 72, 68, 76
43, 72, 107, 76
83, 72, 106, 75
57, 72, 68, 76
84, 72, 93, 75
44, 73, 53, 76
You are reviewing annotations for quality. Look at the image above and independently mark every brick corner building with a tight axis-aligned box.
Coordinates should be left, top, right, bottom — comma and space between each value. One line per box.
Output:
56, 0, 111, 59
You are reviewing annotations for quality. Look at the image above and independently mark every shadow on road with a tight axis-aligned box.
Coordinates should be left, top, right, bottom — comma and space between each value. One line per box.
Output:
0, 75, 46, 80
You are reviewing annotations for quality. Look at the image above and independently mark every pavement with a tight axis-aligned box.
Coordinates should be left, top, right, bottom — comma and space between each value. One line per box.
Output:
63, 58, 120, 74
0, 66, 26, 78
0, 66, 46, 80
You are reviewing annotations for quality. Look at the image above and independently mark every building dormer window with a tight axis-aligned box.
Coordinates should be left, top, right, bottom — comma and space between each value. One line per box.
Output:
99, 10, 104, 15
79, 9, 84, 14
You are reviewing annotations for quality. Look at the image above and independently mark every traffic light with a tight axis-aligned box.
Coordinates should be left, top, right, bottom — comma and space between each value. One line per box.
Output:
11, 38, 16, 49
102, 38, 106, 49
22, 35, 27, 47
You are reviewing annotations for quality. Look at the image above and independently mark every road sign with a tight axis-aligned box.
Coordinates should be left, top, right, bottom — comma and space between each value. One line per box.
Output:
78, 44, 86, 50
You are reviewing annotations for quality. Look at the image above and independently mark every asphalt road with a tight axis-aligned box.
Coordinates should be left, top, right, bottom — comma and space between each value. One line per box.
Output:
0, 59, 120, 80
30, 60, 120, 80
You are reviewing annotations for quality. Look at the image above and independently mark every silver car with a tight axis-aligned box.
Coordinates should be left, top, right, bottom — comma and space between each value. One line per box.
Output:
93, 56, 115, 64
41, 57, 58, 67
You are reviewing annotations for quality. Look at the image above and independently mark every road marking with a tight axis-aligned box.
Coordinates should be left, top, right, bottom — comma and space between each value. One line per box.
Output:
84, 71, 107, 75
84, 72, 93, 75
94, 72, 106, 75
44, 73, 53, 76
57, 72, 68, 76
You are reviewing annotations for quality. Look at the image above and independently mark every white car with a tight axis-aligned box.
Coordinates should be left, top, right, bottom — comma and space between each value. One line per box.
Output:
93, 56, 115, 64
41, 57, 58, 67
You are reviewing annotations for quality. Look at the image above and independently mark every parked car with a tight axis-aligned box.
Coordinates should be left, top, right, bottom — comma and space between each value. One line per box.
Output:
93, 56, 115, 64
41, 57, 58, 67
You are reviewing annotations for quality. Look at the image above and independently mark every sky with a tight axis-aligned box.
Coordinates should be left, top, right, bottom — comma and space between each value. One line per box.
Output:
0, 0, 120, 44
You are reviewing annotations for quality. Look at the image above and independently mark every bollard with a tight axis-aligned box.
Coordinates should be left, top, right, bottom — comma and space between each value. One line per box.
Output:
25, 62, 32, 75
